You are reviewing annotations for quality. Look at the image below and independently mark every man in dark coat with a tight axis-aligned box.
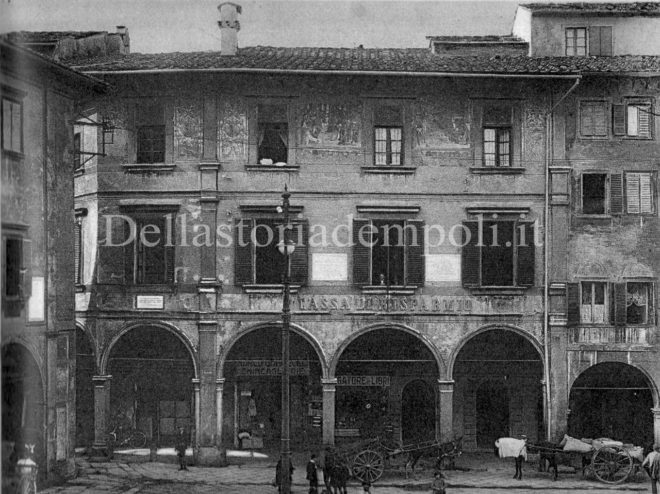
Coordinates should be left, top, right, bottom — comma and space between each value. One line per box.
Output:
275, 457, 294, 493
642, 444, 660, 494
306, 454, 319, 494
175, 427, 188, 471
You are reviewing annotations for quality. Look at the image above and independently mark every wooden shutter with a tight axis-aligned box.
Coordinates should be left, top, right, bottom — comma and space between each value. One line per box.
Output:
352, 219, 371, 286
638, 105, 651, 138
165, 243, 175, 283
612, 104, 626, 136
609, 173, 624, 215
588, 26, 601, 55
290, 220, 309, 285
516, 221, 535, 287
461, 221, 481, 288
405, 219, 425, 287
234, 219, 253, 285
566, 283, 580, 326
74, 221, 82, 284
626, 173, 641, 214
612, 282, 627, 326
21, 238, 32, 298
640, 173, 653, 214
580, 103, 594, 136
593, 103, 607, 136
649, 283, 656, 325
599, 26, 613, 56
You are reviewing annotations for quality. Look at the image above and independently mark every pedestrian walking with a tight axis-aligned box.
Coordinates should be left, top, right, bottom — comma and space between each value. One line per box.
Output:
431, 471, 447, 494
275, 457, 294, 494
175, 427, 188, 471
306, 454, 319, 494
642, 444, 660, 494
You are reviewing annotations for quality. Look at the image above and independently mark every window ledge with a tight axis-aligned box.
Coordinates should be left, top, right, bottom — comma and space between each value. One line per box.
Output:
470, 167, 525, 174
360, 285, 417, 295
122, 163, 175, 173
242, 284, 301, 294
245, 164, 300, 172
575, 214, 611, 219
123, 284, 176, 293
469, 286, 530, 296
361, 166, 416, 175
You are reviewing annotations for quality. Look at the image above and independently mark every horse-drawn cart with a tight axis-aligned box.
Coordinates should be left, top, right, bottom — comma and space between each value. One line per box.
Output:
330, 436, 462, 483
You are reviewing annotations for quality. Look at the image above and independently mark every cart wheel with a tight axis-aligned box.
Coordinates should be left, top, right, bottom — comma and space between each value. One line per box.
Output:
352, 450, 384, 483
591, 446, 633, 484
129, 431, 147, 448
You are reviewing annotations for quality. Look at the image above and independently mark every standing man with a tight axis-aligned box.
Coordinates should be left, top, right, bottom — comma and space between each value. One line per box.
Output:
306, 454, 319, 494
176, 426, 189, 471
642, 444, 660, 494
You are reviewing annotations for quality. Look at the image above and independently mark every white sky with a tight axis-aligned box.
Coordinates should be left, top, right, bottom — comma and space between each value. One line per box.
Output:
0, 0, 641, 53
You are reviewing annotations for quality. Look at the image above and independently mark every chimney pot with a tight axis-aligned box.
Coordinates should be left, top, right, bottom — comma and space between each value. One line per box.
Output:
218, 2, 241, 56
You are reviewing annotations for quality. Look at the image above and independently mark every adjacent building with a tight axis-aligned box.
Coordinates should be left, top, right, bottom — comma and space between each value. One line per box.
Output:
12, 1, 657, 465
1, 38, 105, 488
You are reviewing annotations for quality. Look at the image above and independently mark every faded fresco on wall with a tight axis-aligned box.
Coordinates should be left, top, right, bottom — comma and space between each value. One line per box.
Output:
299, 102, 361, 147
218, 99, 248, 160
174, 99, 203, 160
413, 97, 470, 149
524, 105, 545, 164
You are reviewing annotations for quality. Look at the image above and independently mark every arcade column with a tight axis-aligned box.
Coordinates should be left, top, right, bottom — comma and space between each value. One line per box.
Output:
653, 408, 660, 447
437, 380, 454, 442
91, 375, 111, 456
322, 378, 337, 446
216, 379, 225, 448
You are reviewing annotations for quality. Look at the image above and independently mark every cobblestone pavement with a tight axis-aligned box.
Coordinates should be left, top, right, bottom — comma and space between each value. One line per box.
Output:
38, 452, 652, 494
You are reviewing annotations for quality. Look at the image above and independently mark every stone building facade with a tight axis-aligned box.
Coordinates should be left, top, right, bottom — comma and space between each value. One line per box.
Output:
1, 38, 105, 488
63, 2, 660, 464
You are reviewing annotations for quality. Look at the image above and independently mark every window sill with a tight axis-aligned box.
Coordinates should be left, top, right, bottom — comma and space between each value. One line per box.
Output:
242, 284, 301, 294
360, 285, 417, 295
470, 167, 525, 174
469, 286, 530, 296
245, 164, 299, 172
122, 163, 175, 173
123, 284, 176, 293
362, 166, 416, 175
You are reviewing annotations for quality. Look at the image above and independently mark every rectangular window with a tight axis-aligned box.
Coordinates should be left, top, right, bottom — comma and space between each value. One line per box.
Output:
627, 282, 651, 324
2, 97, 23, 153
5, 237, 21, 298
483, 127, 511, 167
580, 281, 607, 323
626, 172, 654, 214
373, 105, 404, 166
582, 173, 607, 214
254, 219, 288, 284
461, 220, 535, 289
626, 103, 652, 138
579, 101, 608, 138
588, 26, 613, 56
370, 221, 406, 285
566, 28, 587, 56
257, 104, 288, 165
73, 132, 82, 170
136, 125, 166, 164
125, 214, 174, 284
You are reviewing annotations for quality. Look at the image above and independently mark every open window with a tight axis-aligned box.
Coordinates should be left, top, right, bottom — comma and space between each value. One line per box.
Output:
352, 219, 424, 288
2, 230, 31, 317
613, 100, 653, 139
581, 173, 607, 214
123, 211, 175, 285
482, 106, 512, 167
257, 104, 288, 165
580, 281, 608, 324
136, 102, 165, 164
565, 27, 612, 56
461, 220, 535, 289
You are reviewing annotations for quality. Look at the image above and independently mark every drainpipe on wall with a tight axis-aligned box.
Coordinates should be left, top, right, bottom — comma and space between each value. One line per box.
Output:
544, 76, 581, 441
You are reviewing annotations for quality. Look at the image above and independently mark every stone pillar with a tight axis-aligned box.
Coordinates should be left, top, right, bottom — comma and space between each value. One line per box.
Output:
91, 375, 111, 456
322, 378, 337, 446
548, 311, 569, 442
437, 380, 454, 442
653, 408, 660, 447
216, 379, 225, 447
193, 379, 201, 447
197, 321, 217, 446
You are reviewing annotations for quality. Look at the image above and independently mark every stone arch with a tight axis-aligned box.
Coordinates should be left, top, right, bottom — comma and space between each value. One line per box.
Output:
218, 321, 329, 379
447, 324, 544, 380
329, 322, 446, 378
75, 321, 99, 373
100, 320, 199, 378
1, 337, 46, 394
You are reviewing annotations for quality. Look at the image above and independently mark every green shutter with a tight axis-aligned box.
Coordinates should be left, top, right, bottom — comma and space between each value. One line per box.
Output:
589, 26, 601, 55
234, 219, 254, 285
74, 222, 82, 284
516, 222, 535, 287
405, 219, 425, 287
610, 173, 624, 215
352, 219, 371, 286
599, 26, 613, 56
461, 221, 481, 288
290, 220, 309, 285
567, 283, 580, 326
613, 282, 627, 326
612, 104, 626, 136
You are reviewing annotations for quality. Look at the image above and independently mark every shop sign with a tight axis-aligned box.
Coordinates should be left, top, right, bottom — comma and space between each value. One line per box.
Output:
136, 295, 164, 310
234, 360, 310, 376
296, 295, 473, 313
337, 375, 391, 387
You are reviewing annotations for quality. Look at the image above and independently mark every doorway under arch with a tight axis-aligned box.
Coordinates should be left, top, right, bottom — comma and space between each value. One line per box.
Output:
221, 326, 324, 450
76, 327, 96, 447
107, 326, 195, 446
453, 329, 543, 450
401, 379, 436, 444
335, 327, 439, 443
2, 343, 45, 485
569, 362, 654, 447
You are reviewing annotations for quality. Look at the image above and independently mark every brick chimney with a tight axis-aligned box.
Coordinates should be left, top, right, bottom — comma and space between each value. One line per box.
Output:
116, 25, 130, 54
218, 2, 241, 56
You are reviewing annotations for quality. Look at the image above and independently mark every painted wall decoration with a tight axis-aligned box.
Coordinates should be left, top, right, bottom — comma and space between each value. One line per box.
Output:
299, 102, 361, 147
218, 99, 248, 160
174, 99, 203, 160
413, 97, 470, 149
